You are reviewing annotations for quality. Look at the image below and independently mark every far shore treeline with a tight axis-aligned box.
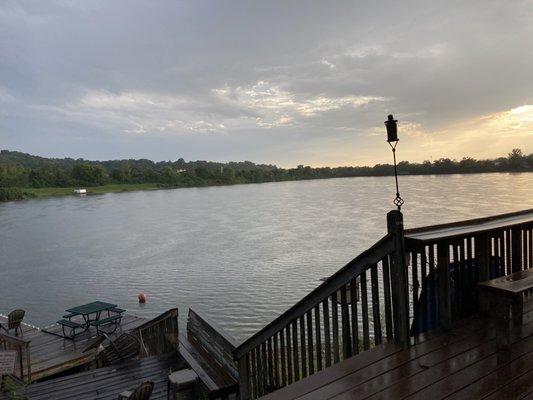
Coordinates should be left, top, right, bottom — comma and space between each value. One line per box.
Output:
0, 148, 531, 201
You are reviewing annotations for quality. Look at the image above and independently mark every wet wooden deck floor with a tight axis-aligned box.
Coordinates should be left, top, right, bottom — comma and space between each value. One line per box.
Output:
0, 313, 148, 381
261, 314, 533, 400
22, 352, 185, 400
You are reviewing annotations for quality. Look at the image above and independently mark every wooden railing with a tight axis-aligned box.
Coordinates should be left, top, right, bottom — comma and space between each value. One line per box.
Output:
233, 210, 410, 399
188, 308, 239, 381
405, 208, 533, 333
0, 332, 31, 381
233, 208, 533, 399
133, 308, 179, 356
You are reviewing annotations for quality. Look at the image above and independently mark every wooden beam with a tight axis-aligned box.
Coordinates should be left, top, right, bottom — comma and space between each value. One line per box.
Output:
387, 210, 410, 348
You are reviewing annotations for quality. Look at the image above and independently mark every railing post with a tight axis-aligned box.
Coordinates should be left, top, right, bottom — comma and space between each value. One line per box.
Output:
475, 233, 491, 316
238, 355, 251, 400
387, 210, 410, 348
437, 241, 452, 330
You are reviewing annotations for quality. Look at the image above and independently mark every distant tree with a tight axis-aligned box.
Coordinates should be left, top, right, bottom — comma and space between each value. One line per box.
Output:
508, 148, 525, 169
72, 164, 106, 186
110, 165, 132, 183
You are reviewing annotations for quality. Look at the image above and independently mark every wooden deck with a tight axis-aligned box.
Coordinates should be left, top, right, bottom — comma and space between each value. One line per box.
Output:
0, 313, 148, 381
22, 353, 185, 400
260, 313, 533, 400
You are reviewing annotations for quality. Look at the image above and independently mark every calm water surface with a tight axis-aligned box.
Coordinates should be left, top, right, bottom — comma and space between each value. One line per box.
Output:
1, 173, 531, 341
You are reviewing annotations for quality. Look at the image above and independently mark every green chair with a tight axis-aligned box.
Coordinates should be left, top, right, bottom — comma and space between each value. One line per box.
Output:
117, 381, 154, 400
0, 309, 25, 336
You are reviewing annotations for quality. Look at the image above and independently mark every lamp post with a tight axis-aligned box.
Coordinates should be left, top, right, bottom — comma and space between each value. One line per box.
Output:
385, 114, 404, 211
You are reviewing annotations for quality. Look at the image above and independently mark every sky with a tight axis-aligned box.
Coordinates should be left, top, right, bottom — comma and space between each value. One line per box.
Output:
0, 1, 532, 167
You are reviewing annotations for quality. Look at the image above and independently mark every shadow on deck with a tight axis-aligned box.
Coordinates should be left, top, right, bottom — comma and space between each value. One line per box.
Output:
260, 313, 533, 400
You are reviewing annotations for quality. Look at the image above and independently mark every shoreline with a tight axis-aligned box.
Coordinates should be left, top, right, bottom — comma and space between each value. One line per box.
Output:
1, 170, 531, 203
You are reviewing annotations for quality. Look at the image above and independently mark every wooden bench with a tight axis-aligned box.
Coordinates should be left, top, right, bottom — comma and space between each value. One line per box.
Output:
90, 315, 122, 335
56, 319, 83, 339
178, 309, 239, 399
479, 268, 533, 348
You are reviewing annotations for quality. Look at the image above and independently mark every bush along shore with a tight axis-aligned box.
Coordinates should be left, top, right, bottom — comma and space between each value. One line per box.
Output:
0, 148, 532, 202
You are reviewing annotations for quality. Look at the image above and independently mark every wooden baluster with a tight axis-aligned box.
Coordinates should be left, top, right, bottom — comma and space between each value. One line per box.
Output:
437, 241, 452, 330
453, 244, 460, 317
429, 244, 437, 329
361, 270, 370, 350
261, 342, 268, 393
256, 346, 264, 397
285, 327, 293, 384
314, 306, 322, 371
512, 228, 522, 272
292, 320, 299, 380
331, 291, 340, 363
299, 317, 307, 378
382, 257, 393, 340
273, 333, 279, 389
506, 230, 512, 274
306, 310, 314, 375
239, 352, 251, 400
371, 264, 382, 345
350, 279, 359, 353
267, 337, 274, 390
520, 229, 528, 270
250, 349, 257, 399
323, 299, 331, 367
529, 229, 533, 268
280, 328, 286, 387
340, 283, 352, 359
420, 248, 428, 332
528, 229, 533, 268
497, 232, 500, 276
411, 253, 419, 333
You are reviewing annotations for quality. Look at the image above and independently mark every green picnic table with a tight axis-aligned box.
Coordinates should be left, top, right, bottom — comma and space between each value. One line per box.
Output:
57, 301, 125, 338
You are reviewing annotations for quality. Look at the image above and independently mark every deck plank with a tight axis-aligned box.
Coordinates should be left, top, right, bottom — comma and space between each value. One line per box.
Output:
258, 314, 533, 400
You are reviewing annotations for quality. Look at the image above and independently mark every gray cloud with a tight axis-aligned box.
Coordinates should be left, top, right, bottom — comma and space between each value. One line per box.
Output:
0, 0, 532, 166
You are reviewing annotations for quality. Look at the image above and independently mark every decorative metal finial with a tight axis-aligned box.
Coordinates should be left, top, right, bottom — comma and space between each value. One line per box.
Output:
384, 114, 404, 210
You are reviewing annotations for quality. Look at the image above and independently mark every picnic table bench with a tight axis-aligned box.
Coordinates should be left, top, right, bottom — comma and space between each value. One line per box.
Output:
479, 268, 533, 348
56, 301, 125, 339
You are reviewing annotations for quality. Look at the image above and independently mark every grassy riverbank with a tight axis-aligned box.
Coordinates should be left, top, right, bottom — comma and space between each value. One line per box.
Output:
20, 183, 162, 199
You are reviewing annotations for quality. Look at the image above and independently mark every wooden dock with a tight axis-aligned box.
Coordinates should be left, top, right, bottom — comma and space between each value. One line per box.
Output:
0, 313, 148, 381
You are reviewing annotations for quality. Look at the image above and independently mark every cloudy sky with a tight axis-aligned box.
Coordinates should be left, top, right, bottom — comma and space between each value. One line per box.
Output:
0, 1, 531, 166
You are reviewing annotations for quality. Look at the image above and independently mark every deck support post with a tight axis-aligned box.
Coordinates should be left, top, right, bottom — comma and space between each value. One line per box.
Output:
475, 233, 491, 316
437, 241, 452, 330
387, 210, 410, 348
237, 355, 251, 400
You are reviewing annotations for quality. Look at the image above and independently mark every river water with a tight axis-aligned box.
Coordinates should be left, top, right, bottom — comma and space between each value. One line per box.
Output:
0, 173, 531, 341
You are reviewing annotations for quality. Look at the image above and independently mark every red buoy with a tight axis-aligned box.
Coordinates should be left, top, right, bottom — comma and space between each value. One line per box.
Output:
138, 293, 147, 303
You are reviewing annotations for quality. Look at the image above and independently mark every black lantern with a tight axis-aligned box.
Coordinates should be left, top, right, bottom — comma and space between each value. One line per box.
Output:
385, 114, 398, 143
385, 114, 404, 210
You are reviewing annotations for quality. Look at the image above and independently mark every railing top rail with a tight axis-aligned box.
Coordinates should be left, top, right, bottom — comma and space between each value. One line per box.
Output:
0, 332, 31, 347
404, 208, 533, 244
233, 233, 395, 359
